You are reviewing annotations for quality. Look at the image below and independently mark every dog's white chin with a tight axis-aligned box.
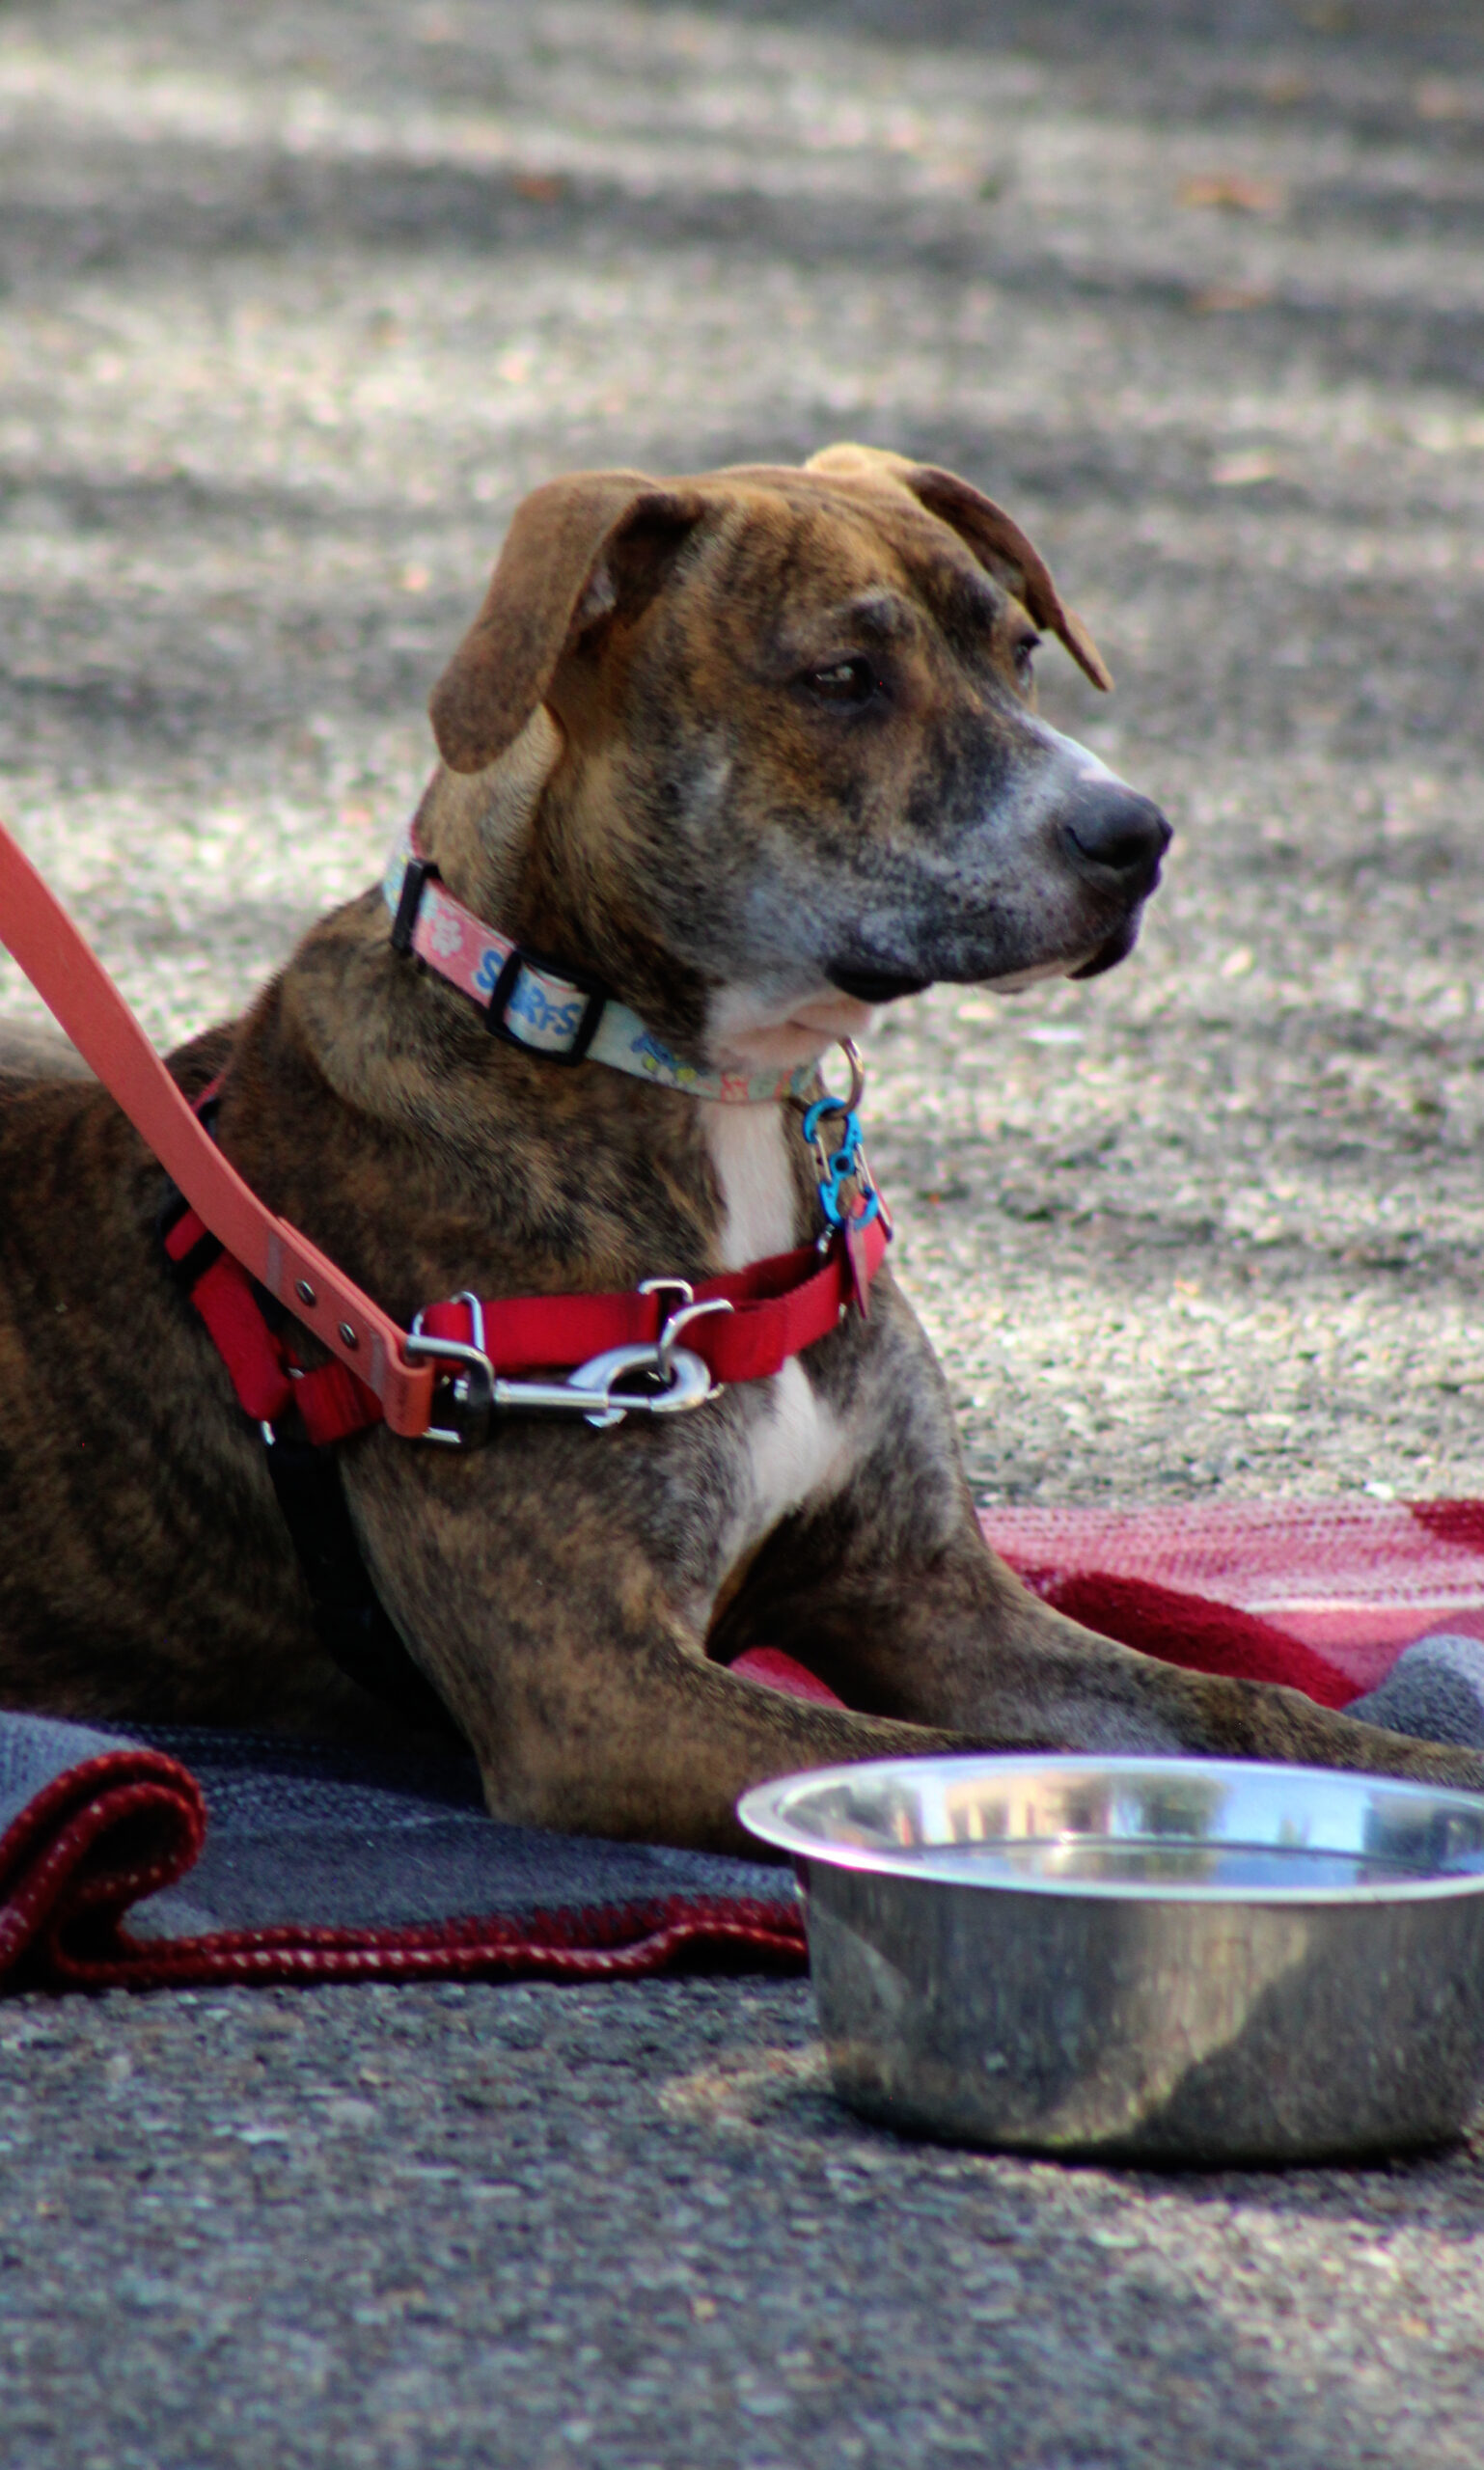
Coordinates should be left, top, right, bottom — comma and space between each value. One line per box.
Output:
705, 985, 880, 1076
709, 951, 1104, 1068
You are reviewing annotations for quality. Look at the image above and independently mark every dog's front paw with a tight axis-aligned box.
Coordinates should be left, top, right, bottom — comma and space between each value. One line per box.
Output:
1346, 1634, 1484, 1752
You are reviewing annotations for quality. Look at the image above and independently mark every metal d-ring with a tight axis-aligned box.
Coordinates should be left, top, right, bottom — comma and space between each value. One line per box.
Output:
637, 1276, 734, 1377
833, 1035, 866, 1113
405, 1291, 496, 1448
637, 1276, 693, 1374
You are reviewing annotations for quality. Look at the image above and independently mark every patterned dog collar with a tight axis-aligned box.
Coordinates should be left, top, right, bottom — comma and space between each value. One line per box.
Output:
382, 828, 818, 1104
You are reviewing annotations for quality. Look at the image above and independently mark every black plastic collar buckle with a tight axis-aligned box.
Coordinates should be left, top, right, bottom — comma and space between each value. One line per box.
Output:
484, 945, 608, 1065
390, 855, 440, 955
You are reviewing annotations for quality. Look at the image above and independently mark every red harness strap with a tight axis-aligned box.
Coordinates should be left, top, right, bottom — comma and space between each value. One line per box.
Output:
165, 1198, 890, 1445
162, 1205, 382, 1446
416, 1221, 889, 1386
159, 1111, 888, 1727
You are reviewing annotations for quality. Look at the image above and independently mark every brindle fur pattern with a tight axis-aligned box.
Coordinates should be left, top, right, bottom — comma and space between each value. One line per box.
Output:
3, 445, 1480, 1850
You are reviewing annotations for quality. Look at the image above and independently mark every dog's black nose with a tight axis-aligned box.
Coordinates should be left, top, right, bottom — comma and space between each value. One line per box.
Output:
1061, 782, 1171, 888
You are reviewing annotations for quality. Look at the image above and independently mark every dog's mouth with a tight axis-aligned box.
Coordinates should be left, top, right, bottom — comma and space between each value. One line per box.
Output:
828, 924, 1142, 1002
826, 963, 933, 1005
1067, 914, 1142, 981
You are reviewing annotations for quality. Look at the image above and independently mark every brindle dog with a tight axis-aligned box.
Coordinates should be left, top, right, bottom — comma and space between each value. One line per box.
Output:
3, 444, 1480, 1850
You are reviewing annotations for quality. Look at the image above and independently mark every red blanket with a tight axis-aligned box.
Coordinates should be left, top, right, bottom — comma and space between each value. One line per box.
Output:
983, 1496, 1484, 1700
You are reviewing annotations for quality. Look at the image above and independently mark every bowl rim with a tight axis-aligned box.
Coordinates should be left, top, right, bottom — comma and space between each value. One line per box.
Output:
737, 1752, 1484, 1906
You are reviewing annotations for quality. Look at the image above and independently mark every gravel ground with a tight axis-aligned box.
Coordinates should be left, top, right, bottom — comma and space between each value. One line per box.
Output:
5, 1, 1484, 2462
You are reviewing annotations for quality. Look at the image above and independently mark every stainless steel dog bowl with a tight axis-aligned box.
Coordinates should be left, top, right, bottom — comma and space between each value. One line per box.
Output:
738, 1756, 1484, 2165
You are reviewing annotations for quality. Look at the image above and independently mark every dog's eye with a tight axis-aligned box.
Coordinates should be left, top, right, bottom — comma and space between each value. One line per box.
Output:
1014, 632, 1041, 686
806, 656, 880, 706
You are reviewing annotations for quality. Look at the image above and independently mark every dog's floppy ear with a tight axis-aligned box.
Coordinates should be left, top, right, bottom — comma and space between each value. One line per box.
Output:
429, 474, 708, 773
806, 443, 1113, 693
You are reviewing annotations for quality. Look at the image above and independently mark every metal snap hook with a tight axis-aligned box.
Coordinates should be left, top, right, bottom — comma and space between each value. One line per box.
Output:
565, 1340, 717, 1430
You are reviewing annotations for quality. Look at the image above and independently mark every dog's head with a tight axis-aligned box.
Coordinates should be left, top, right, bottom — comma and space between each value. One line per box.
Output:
426, 445, 1170, 1073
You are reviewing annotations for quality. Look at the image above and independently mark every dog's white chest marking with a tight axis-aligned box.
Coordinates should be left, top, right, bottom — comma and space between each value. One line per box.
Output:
739, 1355, 848, 1539
701, 1101, 849, 1559
702, 1099, 798, 1270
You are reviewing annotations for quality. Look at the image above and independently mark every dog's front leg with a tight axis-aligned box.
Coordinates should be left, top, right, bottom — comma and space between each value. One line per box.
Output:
718, 1432, 1484, 1798
826, 1546, 1484, 1791
341, 1436, 989, 1852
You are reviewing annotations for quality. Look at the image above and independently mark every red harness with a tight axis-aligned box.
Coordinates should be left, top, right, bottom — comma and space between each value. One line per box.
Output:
163, 1179, 890, 1450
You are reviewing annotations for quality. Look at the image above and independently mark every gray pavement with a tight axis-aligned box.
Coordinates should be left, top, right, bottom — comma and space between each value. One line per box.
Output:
4, 2, 1484, 2461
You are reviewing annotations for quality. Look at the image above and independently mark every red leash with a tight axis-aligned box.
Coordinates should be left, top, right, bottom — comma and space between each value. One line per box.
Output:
0, 817, 437, 1437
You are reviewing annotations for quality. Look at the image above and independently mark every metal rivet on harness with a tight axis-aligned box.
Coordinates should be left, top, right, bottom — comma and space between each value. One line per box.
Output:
295, 1277, 317, 1307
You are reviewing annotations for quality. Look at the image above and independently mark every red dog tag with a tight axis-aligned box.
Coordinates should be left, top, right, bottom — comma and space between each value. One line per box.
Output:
844, 1216, 872, 1320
